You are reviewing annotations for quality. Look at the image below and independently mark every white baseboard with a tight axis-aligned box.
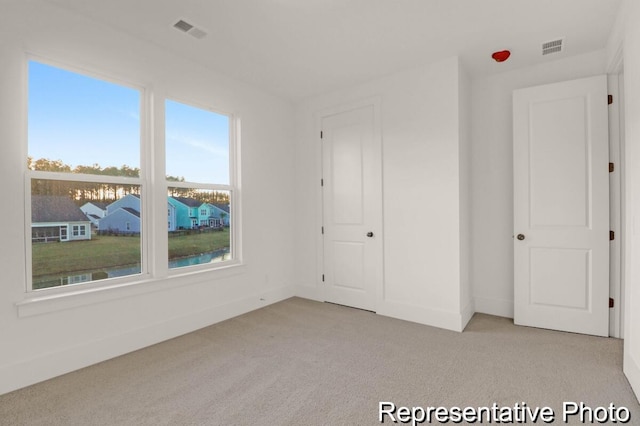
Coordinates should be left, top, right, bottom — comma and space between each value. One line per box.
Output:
294, 284, 323, 301
295, 288, 473, 332
460, 299, 476, 331
474, 296, 514, 318
377, 300, 465, 332
0, 285, 294, 396
625, 352, 640, 404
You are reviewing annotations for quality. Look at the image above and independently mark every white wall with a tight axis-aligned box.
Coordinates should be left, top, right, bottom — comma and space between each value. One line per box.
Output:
616, 0, 640, 401
294, 57, 472, 331
470, 50, 608, 318
0, 1, 295, 395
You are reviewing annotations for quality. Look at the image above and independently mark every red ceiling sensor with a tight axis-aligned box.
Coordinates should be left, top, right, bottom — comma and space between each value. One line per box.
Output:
492, 50, 511, 62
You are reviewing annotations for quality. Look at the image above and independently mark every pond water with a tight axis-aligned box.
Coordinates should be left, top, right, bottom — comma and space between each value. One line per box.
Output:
33, 248, 231, 289
169, 248, 230, 268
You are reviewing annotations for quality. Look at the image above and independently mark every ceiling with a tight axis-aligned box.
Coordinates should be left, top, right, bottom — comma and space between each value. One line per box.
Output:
44, 0, 621, 101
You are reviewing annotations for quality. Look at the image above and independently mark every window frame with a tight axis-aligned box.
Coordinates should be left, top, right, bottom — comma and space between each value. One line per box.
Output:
25, 56, 149, 294
164, 96, 241, 274
22, 55, 242, 298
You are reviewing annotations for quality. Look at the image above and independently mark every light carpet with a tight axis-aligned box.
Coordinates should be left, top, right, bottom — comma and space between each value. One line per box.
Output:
1, 297, 638, 425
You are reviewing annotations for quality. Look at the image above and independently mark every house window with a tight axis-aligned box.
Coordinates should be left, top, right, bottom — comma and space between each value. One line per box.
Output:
28, 60, 143, 291
166, 99, 235, 269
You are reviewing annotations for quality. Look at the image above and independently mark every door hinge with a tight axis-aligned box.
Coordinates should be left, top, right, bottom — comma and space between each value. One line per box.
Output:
609, 162, 615, 173
321, 226, 324, 235
320, 130, 323, 139
321, 178, 324, 187
608, 94, 613, 105
610, 297, 614, 308
322, 274, 325, 282
610, 230, 615, 241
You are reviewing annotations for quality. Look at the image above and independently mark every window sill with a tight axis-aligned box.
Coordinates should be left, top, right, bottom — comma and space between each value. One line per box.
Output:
15, 262, 245, 318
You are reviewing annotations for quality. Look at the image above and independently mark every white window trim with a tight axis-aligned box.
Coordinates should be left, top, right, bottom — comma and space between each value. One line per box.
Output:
21, 54, 243, 305
164, 97, 242, 275
16, 262, 247, 317
24, 174, 148, 293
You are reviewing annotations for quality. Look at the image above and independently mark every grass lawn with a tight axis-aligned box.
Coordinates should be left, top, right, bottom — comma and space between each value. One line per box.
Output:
32, 228, 230, 277
168, 229, 230, 259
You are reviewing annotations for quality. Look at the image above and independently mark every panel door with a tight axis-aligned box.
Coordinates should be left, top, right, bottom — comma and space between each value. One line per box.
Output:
513, 75, 609, 336
321, 103, 382, 311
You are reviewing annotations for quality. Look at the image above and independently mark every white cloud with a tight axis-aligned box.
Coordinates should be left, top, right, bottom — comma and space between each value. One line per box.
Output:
167, 133, 228, 157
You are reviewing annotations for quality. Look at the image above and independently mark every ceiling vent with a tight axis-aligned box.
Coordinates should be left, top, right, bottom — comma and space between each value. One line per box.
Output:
173, 19, 207, 39
542, 38, 564, 56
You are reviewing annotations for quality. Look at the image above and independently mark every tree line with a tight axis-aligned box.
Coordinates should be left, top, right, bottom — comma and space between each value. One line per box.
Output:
29, 157, 230, 206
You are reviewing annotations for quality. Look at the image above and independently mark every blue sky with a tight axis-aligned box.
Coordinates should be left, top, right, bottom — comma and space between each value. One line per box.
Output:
165, 99, 229, 184
28, 60, 229, 184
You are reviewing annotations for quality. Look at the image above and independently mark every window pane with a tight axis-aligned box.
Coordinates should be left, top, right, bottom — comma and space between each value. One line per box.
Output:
165, 99, 229, 184
167, 188, 231, 269
28, 61, 140, 176
31, 179, 142, 290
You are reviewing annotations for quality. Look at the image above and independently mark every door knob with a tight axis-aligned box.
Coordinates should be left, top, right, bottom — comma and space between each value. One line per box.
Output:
517, 234, 525, 240
366, 232, 374, 237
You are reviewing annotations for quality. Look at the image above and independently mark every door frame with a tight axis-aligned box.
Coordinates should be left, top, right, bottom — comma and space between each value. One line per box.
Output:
607, 44, 625, 339
315, 96, 384, 307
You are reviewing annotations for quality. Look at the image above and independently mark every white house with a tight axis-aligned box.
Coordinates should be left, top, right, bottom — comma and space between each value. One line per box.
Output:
79, 201, 108, 227
2, 0, 639, 415
31, 195, 92, 243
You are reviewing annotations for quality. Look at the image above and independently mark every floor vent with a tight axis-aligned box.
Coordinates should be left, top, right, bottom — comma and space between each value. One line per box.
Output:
173, 19, 207, 39
542, 38, 564, 55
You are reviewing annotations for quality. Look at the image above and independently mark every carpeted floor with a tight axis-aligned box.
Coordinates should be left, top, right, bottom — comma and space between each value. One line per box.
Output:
1, 297, 638, 425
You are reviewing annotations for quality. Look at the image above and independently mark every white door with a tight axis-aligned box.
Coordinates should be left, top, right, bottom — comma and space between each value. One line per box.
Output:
513, 75, 609, 337
321, 102, 382, 311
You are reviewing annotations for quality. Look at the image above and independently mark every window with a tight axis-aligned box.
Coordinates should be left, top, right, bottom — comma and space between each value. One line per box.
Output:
28, 60, 143, 290
70, 225, 86, 236
165, 99, 234, 269
26, 59, 239, 293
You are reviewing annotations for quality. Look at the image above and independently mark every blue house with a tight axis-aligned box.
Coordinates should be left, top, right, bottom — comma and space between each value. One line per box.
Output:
168, 197, 229, 230
208, 203, 230, 227
167, 203, 177, 231
100, 194, 142, 234
106, 194, 140, 215
168, 197, 201, 230
99, 207, 141, 234
101, 194, 172, 233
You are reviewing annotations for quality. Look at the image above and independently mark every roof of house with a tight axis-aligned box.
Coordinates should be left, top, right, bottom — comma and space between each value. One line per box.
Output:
88, 214, 101, 220
32, 195, 89, 223
211, 203, 230, 213
83, 201, 109, 210
107, 193, 141, 207
171, 197, 202, 208
121, 207, 140, 218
